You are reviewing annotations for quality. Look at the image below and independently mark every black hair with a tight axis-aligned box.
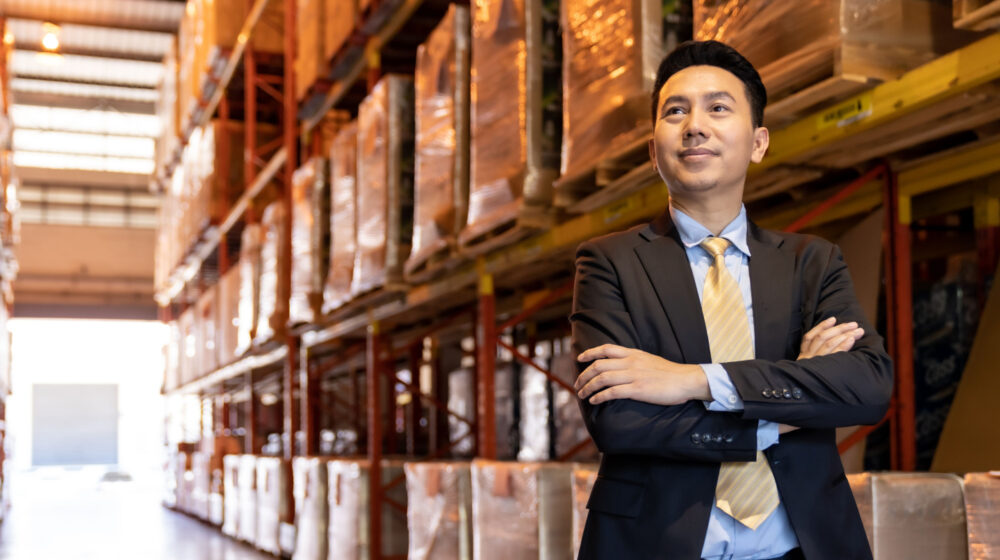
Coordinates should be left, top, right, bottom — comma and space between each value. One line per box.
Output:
650, 40, 767, 128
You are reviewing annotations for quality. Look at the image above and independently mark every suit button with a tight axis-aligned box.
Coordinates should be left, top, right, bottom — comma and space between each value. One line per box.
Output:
702, 433, 712, 443
782, 388, 792, 399
713, 434, 723, 443
691, 433, 701, 444
792, 388, 803, 399
762, 388, 772, 398
724, 435, 734, 443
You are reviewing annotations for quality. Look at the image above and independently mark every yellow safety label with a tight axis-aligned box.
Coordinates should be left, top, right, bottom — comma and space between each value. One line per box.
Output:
817, 93, 873, 130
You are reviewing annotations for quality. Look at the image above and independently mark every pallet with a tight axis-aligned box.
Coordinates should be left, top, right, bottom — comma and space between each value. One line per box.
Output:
553, 134, 652, 211
404, 238, 461, 285
458, 202, 556, 259
954, 0, 1000, 30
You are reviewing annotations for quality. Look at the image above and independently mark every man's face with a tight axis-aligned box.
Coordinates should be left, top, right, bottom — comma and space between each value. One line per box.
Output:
649, 65, 768, 203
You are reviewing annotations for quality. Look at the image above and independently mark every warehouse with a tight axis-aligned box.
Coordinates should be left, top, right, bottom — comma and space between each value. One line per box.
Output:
0, 0, 998, 558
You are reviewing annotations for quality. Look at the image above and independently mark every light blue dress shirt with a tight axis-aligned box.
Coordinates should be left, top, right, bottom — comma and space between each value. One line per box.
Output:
669, 205, 800, 560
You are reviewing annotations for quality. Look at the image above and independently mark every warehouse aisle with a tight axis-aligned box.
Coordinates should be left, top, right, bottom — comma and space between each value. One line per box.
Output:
0, 468, 272, 560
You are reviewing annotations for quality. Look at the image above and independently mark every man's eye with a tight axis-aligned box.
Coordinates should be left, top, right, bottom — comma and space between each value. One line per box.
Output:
665, 107, 685, 116
711, 104, 729, 112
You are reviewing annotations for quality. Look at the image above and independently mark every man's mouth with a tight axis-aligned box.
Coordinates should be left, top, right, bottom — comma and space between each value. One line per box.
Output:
679, 148, 717, 161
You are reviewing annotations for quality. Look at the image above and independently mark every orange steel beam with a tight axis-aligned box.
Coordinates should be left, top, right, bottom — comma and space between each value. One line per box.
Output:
837, 409, 891, 455
367, 325, 384, 560
497, 280, 574, 332
496, 339, 574, 394
783, 164, 888, 234
476, 272, 497, 459
557, 437, 597, 462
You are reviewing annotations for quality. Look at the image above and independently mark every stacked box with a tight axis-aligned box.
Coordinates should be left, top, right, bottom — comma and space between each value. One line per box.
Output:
222, 454, 242, 537
164, 451, 179, 508
327, 459, 409, 559
461, 0, 561, 248
237, 224, 262, 354
290, 157, 330, 324
406, 5, 471, 281
323, 123, 359, 312
256, 457, 292, 556
352, 74, 415, 296
694, 0, 976, 121
404, 461, 473, 560
191, 451, 212, 521
571, 464, 599, 560
155, 36, 180, 179
178, 308, 198, 386
217, 266, 242, 365
559, 0, 660, 179
519, 343, 552, 462
470, 460, 573, 560
195, 285, 219, 376
296, 0, 326, 102
963, 472, 1000, 559
237, 455, 258, 543
293, 457, 330, 560
176, 452, 193, 514
848, 472, 968, 559
255, 201, 289, 345
164, 320, 183, 392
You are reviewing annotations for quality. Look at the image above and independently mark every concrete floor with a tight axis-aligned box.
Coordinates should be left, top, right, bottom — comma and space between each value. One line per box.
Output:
0, 467, 273, 560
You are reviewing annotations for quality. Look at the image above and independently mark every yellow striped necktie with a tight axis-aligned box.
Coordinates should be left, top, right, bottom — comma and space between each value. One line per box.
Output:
700, 236, 780, 530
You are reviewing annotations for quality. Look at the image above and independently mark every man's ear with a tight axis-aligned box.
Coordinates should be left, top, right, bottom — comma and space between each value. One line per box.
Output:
648, 138, 658, 173
750, 126, 769, 164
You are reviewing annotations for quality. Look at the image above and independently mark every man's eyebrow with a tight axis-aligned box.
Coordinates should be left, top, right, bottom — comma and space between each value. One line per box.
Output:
704, 91, 737, 103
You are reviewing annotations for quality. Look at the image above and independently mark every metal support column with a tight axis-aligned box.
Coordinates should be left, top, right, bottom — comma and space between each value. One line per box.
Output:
884, 171, 916, 471
246, 370, 258, 453
367, 323, 384, 560
476, 264, 497, 459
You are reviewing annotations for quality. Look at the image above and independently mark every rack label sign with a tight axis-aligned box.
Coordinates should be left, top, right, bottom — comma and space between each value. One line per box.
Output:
817, 94, 873, 130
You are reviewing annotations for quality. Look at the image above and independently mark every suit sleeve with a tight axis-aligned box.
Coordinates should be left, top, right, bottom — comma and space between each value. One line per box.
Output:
571, 239, 759, 462
724, 243, 893, 428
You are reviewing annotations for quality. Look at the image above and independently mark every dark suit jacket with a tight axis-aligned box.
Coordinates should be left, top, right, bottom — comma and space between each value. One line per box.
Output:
571, 211, 893, 560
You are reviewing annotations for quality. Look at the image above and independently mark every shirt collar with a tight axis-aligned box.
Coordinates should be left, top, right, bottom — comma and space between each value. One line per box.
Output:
669, 203, 751, 257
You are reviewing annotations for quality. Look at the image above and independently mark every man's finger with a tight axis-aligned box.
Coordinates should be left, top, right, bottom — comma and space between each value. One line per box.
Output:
811, 321, 857, 349
802, 316, 836, 343
577, 343, 631, 363
578, 370, 630, 400
574, 358, 630, 391
589, 383, 632, 405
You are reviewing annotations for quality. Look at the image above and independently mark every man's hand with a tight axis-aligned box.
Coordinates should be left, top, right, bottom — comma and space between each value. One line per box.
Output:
575, 344, 710, 405
798, 316, 863, 360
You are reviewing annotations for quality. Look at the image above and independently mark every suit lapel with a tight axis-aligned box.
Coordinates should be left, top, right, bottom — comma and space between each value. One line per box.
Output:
747, 222, 794, 361
634, 213, 712, 364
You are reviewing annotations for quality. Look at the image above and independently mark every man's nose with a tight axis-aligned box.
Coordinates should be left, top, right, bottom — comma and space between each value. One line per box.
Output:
683, 109, 709, 140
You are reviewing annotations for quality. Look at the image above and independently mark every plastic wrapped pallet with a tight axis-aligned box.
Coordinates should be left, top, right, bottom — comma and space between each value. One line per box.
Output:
847, 472, 967, 559
176, 451, 193, 514
164, 320, 183, 392
237, 455, 258, 543
255, 201, 289, 345
571, 463, 598, 560
471, 460, 573, 560
293, 457, 329, 560
191, 451, 212, 521
290, 157, 330, 325
325, 0, 357, 64
217, 266, 241, 365
519, 343, 552, 462
296, 0, 324, 101
552, 337, 597, 461
155, 36, 180, 178
352, 74, 415, 296
178, 307, 198, 386
327, 459, 409, 560
404, 461, 473, 560
963, 472, 1000, 559
406, 4, 471, 281
694, 0, 976, 122
222, 454, 241, 537
256, 457, 292, 556
461, 0, 561, 250
323, 123, 359, 312
195, 285, 219, 376
237, 224, 262, 354
448, 360, 517, 459
559, 0, 660, 179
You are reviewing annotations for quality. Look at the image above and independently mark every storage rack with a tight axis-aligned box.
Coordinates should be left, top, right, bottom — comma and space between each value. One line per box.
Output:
156, 1, 1000, 556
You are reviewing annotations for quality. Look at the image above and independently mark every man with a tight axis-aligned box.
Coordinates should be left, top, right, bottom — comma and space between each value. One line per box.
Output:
571, 41, 893, 560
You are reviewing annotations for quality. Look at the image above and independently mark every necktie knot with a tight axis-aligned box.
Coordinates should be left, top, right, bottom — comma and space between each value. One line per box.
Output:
701, 237, 730, 259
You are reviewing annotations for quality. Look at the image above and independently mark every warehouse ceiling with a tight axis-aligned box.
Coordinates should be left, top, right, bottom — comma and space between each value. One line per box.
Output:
1, 0, 185, 318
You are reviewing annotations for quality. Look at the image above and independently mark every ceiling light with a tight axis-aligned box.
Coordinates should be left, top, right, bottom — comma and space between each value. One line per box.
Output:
41, 22, 60, 52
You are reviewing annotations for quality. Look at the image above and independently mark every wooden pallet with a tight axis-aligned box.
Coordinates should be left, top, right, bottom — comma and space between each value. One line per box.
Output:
553, 134, 652, 211
403, 238, 461, 285
457, 202, 556, 259
954, 0, 1000, 30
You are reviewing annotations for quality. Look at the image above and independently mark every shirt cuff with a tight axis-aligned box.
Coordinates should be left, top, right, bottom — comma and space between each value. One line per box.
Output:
758, 420, 780, 450
700, 363, 744, 411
